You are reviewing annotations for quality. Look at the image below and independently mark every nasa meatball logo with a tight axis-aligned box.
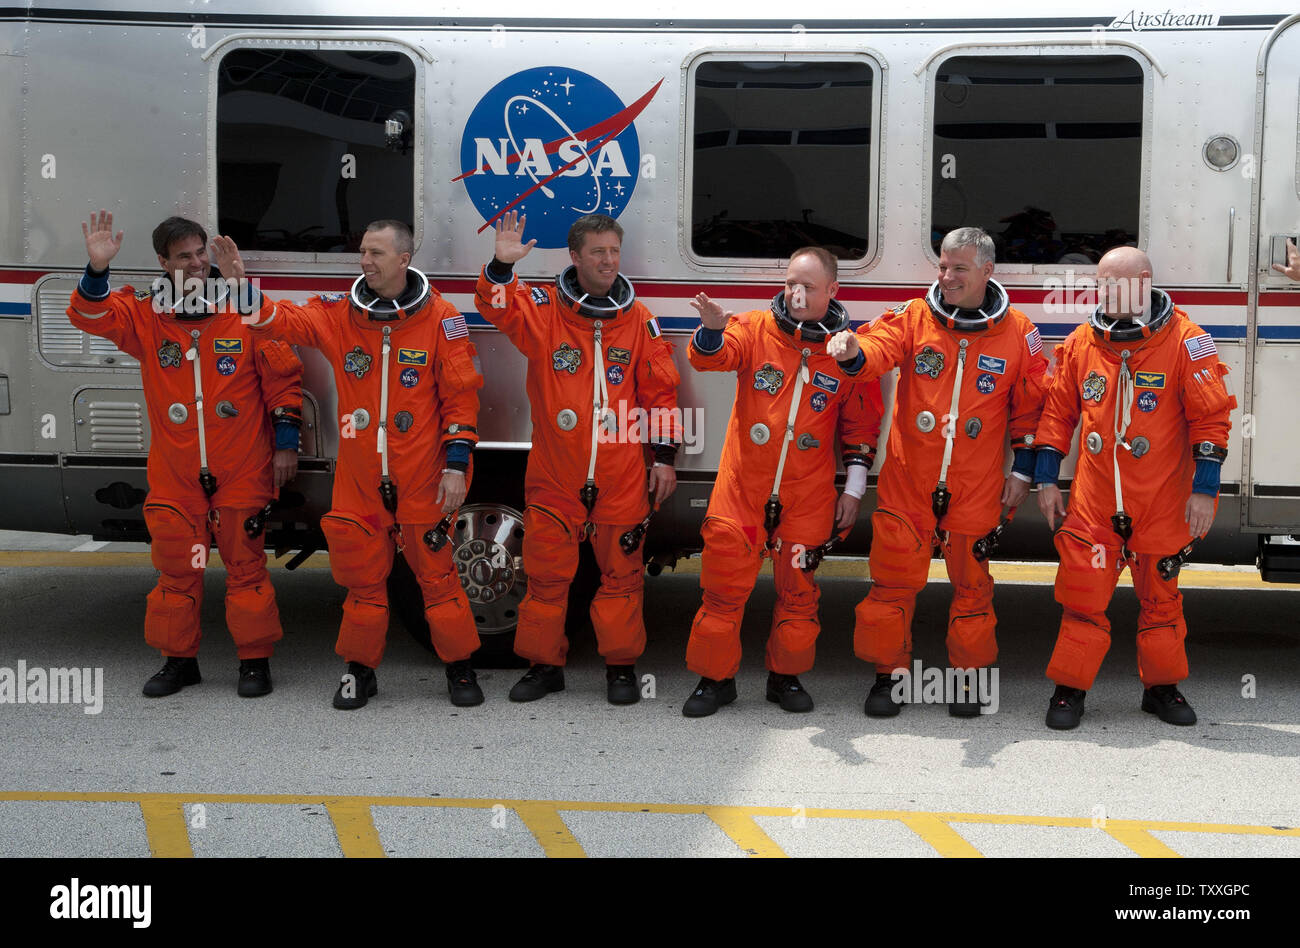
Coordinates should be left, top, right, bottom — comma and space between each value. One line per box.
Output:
976, 372, 996, 394
216, 355, 237, 376
809, 391, 829, 413
400, 367, 420, 388
457, 68, 662, 249
606, 365, 624, 386
1138, 390, 1158, 412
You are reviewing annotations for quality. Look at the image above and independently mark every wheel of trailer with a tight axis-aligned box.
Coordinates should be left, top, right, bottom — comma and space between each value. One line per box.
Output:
393, 503, 528, 667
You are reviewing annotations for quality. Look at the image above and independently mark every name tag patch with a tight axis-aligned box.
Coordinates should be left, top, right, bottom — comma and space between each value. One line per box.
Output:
1135, 371, 1166, 389
976, 354, 1006, 375
811, 371, 840, 394
214, 338, 243, 354
607, 347, 632, 365
398, 348, 428, 366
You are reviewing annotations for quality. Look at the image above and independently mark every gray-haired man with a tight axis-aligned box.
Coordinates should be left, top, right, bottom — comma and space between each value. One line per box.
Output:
826, 227, 1050, 717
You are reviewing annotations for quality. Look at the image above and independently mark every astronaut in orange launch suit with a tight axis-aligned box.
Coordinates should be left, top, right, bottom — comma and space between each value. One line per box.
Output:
1034, 247, 1234, 729
681, 246, 884, 717
828, 227, 1048, 717
475, 211, 681, 706
246, 220, 485, 710
68, 211, 301, 699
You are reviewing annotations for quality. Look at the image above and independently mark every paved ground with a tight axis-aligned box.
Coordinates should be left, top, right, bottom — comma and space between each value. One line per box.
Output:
1, 530, 1297, 858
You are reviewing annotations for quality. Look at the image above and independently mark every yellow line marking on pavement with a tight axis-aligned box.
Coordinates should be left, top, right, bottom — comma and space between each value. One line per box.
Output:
667, 556, 1287, 589
6, 792, 1296, 857
0, 551, 332, 569
1, 549, 1291, 589
899, 813, 984, 857
324, 801, 386, 858
137, 800, 193, 858
704, 807, 787, 857
1104, 825, 1184, 858
514, 802, 587, 857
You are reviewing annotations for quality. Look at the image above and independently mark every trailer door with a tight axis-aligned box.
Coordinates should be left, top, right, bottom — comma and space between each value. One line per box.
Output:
1246, 15, 1300, 547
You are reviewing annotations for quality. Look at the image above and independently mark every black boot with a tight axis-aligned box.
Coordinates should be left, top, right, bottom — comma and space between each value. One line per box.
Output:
606, 665, 640, 705
508, 664, 565, 702
1142, 684, 1196, 725
237, 657, 273, 698
1045, 684, 1086, 729
766, 672, 814, 712
864, 672, 902, 717
333, 662, 378, 710
682, 677, 737, 717
948, 681, 984, 718
142, 656, 201, 697
446, 660, 484, 707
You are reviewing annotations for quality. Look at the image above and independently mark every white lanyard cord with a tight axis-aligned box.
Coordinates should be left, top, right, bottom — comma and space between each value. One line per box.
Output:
186, 330, 209, 473
378, 326, 391, 477
1112, 354, 1134, 516
769, 349, 811, 500
587, 322, 609, 484
936, 340, 968, 489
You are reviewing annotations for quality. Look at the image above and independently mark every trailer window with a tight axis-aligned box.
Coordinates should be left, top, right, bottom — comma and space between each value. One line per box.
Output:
216, 49, 416, 254
931, 55, 1143, 264
690, 59, 875, 263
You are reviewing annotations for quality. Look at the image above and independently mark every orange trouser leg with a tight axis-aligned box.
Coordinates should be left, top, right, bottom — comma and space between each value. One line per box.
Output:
854, 508, 931, 672
143, 500, 206, 658
1046, 525, 1124, 691
211, 507, 283, 659
941, 532, 998, 669
322, 510, 395, 669
686, 517, 762, 681
515, 505, 579, 667
766, 541, 821, 675
1132, 554, 1189, 687
588, 524, 647, 665
404, 523, 481, 663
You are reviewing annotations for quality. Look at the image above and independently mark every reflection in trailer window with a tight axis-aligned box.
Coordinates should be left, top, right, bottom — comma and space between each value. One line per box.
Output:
691, 59, 873, 261
217, 49, 416, 254
932, 55, 1143, 264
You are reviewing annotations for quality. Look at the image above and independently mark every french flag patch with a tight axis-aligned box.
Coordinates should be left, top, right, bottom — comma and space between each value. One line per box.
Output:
442, 314, 469, 340
1185, 333, 1217, 361
1025, 327, 1042, 356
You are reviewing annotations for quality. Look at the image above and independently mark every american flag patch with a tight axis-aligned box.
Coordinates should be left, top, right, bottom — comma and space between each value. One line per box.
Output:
442, 314, 469, 340
1185, 333, 1217, 361
1026, 327, 1042, 356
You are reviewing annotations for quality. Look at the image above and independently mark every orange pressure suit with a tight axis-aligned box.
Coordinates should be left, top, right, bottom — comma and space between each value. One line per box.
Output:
250, 272, 483, 668
474, 266, 681, 667
67, 275, 301, 659
1034, 292, 1234, 689
685, 298, 884, 681
852, 282, 1048, 672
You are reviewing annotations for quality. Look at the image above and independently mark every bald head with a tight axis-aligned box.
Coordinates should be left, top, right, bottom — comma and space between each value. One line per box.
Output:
1096, 246, 1153, 319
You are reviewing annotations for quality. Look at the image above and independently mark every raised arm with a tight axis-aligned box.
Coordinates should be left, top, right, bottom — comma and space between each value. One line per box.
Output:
473, 212, 547, 357
687, 294, 746, 373
67, 210, 142, 355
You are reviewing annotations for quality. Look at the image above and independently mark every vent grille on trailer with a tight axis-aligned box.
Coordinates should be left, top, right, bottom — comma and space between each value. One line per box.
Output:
87, 400, 145, 452
73, 390, 150, 454
37, 277, 140, 367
